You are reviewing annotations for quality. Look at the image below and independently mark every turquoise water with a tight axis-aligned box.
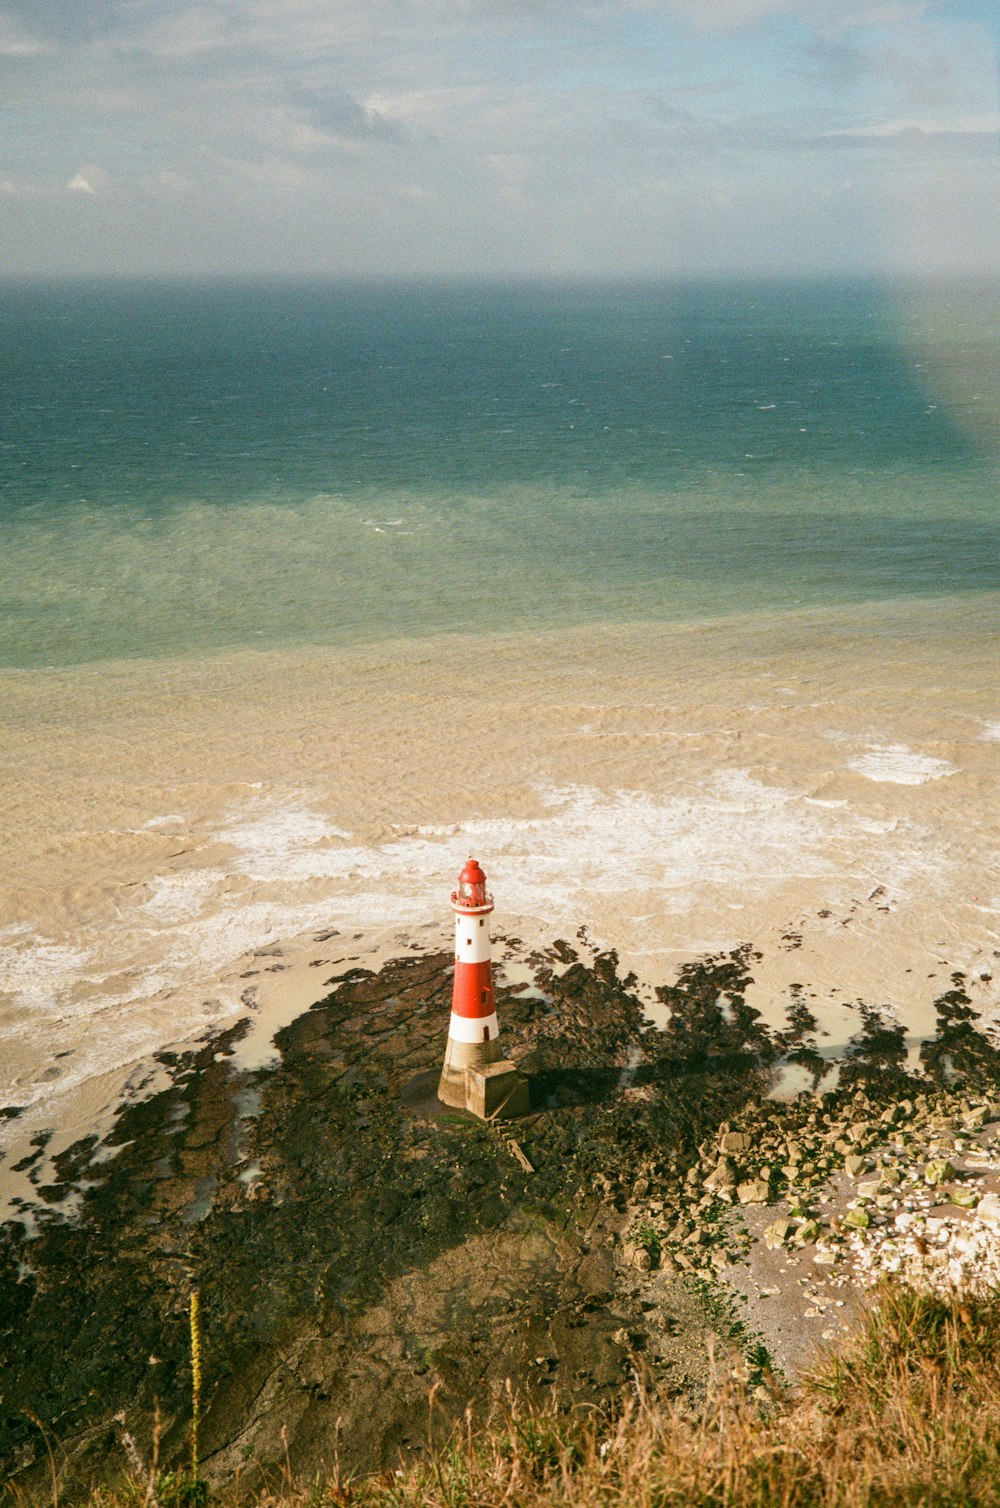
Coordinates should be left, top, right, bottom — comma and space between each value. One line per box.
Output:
1, 277, 998, 668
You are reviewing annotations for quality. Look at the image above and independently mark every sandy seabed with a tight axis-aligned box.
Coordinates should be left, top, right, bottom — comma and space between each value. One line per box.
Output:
1, 593, 998, 1217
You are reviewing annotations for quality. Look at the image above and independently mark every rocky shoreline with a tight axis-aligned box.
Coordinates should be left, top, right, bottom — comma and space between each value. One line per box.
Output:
2, 938, 1000, 1496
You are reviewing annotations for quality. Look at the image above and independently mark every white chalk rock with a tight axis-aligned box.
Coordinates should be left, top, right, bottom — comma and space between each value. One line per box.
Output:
975, 1192, 1000, 1226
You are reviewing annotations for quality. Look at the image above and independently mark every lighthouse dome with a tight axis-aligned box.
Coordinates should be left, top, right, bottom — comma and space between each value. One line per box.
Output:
455, 857, 490, 908
459, 857, 487, 889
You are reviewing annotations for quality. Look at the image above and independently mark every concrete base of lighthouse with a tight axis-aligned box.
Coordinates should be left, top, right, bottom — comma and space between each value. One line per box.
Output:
437, 1034, 504, 1109
438, 1041, 529, 1119
467, 1062, 531, 1120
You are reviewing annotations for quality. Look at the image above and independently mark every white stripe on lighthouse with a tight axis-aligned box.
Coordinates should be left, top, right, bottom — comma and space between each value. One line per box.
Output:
454, 914, 491, 964
447, 1011, 500, 1044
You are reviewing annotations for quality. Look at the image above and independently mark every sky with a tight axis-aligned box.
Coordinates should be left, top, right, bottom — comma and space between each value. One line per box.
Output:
1, 0, 998, 277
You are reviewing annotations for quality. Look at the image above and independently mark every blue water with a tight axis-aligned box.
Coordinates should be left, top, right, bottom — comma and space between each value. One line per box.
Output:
1, 277, 998, 668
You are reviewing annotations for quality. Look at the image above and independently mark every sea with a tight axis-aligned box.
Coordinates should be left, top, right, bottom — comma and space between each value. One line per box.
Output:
2, 276, 999, 668
2, 276, 999, 1213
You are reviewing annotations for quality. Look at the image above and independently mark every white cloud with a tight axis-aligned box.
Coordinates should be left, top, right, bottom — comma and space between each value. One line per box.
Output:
839, 2, 932, 24
392, 181, 438, 202
822, 112, 1000, 140
363, 85, 494, 129
137, 5, 234, 58
213, 154, 325, 191
142, 169, 199, 196
66, 163, 112, 194
2, 0, 998, 275
666, 0, 796, 28
0, 15, 46, 55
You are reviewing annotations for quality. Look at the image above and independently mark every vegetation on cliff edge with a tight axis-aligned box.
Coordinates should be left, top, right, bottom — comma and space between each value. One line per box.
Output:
23, 1283, 1000, 1508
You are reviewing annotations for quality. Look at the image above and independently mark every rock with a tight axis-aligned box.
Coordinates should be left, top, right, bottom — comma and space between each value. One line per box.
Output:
736, 1179, 770, 1205
763, 1219, 794, 1250
975, 1192, 1000, 1226
952, 1190, 979, 1209
703, 1157, 737, 1192
632, 1176, 650, 1199
785, 1141, 802, 1163
0, 940, 764, 1496
844, 1154, 866, 1177
846, 1122, 872, 1144
923, 1159, 956, 1187
857, 1180, 883, 1199
844, 1207, 870, 1229
720, 1131, 752, 1155
633, 1248, 653, 1272
793, 1219, 821, 1245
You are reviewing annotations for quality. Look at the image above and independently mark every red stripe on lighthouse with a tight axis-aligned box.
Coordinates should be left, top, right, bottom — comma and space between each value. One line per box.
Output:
451, 960, 495, 1018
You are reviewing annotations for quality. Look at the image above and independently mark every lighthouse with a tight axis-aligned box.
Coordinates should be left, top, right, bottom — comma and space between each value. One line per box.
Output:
437, 858, 529, 1119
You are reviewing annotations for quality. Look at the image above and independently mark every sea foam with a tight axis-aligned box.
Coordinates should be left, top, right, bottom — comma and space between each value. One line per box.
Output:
847, 745, 958, 785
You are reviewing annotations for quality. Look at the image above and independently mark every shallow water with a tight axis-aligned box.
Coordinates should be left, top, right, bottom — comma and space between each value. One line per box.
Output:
2, 277, 999, 667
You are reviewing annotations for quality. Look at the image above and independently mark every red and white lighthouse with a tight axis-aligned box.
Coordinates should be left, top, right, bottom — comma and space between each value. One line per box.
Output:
437, 857, 504, 1108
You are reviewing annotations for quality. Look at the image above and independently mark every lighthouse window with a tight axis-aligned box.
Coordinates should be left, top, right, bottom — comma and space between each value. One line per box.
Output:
483, 1025, 491, 1041
466, 937, 472, 946
479, 919, 484, 927
481, 989, 489, 1004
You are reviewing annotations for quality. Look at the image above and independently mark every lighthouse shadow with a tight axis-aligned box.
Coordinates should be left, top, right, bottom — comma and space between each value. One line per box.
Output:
399, 1066, 621, 1117
528, 1065, 622, 1110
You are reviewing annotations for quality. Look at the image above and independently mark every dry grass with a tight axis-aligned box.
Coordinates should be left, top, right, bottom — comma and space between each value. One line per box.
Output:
17, 1284, 1000, 1508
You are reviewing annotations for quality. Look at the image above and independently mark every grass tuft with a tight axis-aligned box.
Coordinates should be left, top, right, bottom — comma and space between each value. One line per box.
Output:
13, 1284, 1000, 1508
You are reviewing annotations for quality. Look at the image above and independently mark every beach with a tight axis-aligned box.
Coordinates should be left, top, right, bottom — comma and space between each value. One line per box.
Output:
2, 593, 998, 1221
